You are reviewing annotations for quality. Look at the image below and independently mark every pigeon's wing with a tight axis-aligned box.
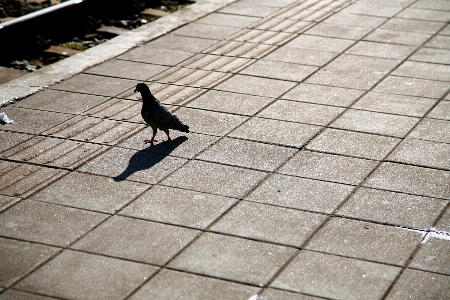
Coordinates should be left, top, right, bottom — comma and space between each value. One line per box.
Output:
153, 105, 175, 127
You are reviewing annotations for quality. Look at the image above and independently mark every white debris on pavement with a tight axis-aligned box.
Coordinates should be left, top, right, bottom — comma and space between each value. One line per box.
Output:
0, 112, 15, 124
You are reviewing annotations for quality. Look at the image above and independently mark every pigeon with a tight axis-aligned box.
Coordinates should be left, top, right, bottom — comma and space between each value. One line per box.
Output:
134, 82, 189, 144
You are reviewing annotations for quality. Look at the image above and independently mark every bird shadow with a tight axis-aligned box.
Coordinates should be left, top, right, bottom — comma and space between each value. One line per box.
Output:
113, 136, 188, 182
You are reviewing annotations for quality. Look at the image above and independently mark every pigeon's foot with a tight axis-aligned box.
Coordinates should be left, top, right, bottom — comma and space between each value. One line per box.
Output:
144, 138, 157, 144
162, 137, 172, 144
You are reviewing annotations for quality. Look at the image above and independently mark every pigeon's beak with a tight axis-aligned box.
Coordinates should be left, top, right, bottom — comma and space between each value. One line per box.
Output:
134, 88, 138, 92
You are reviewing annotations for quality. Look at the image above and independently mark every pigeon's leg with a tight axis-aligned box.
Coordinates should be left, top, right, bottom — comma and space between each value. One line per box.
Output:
144, 127, 158, 144
162, 129, 171, 143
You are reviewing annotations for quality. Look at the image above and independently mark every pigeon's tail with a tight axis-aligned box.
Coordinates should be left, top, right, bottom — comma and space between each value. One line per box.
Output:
171, 116, 190, 133
179, 123, 190, 133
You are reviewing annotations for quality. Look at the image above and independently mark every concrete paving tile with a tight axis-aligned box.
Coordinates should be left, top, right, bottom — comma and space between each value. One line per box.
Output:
411, 0, 450, 10
0, 131, 32, 154
304, 0, 350, 12
364, 28, 432, 46
29, 172, 148, 214
364, 162, 450, 199
0, 161, 68, 198
424, 35, 450, 49
338, 187, 448, 229
240, 59, 318, 82
398, 61, 450, 81
286, 34, 355, 53
271, 250, 401, 300
72, 216, 199, 265
247, 174, 354, 213
79, 147, 187, 184
180, 54, 253, 73
0, 106, 72, 134
410, 238, 450, 275
0, 195, 20, 212
1, 135, 106, 170
168, 232, 296, 286
284, 9, 332, 23
151, 67, 231, 89
346, 41, 416, 59
197, 12, 260, 28
161, 160, 267, 198
260, 288, 321, 300
0, 161, 38, 187
306, 128, 400, 160
341, 3, 403, 17
393, 61, 450, 82
360, 0, 412, 7
397, 8, 450, 22
119, 130, 218, 159
211, 201, 327, 246
353, 92, 437, 117
324, 12, 387, 29
408, 118, 450, 143
331, 109, 420, 137
305, 23, 372, 40
239, 0, 297, 7
265, 47, 338, 66
0, 200, 107, 247
428, 101, 450, 120
118, 47, 194, 66
130, 269, 260, 300
388, 139, 450, 170
15, 90, 109, 114
279, 150, 378, 185
436, 208, 450, 232
121, 185, 236, 229
327, 54, 401, 74
381, 18, 445, 34
147, 34, 218, 53
374, 76, 450, 99
282, 83, 363, 107
84, 59, 168, 80
174, 107, 248, 136
84, 97, 141, 120
306, 217, 422, 265
215, 74, 297, 98
306, 68, 385, 90
229, 117, 322, 148
187, 90, 273, 116
251, 18, 312, 33
197, 137, 296, 171
219, 3, 279, 17
43, 115, 144, 145
410, 48, 450, 64
385, 269, 450, 300
205, 40, 276, 58
228, 28, 294, 45
51, 74, 135, 97
0, 237, 60, 288
441, 24, 450, 35
0, 290, 58, 300
175, 23, 240, 40
258, 100, 345, 126
15, 250, 158, 300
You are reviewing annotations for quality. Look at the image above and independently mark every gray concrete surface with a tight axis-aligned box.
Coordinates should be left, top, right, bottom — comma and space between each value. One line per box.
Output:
1, 0, 449, 299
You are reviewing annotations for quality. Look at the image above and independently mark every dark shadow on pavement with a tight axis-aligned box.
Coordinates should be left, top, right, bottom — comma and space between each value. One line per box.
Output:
113, 135, 188, 182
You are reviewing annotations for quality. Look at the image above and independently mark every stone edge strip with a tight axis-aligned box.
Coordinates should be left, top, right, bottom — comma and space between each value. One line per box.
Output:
0, 0, 237, 106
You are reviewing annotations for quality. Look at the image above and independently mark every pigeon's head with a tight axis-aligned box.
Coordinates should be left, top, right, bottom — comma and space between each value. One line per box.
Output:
134, 82, 150, 93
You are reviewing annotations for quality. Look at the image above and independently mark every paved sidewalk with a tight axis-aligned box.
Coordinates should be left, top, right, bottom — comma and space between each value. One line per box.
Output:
1, 0, 450, 299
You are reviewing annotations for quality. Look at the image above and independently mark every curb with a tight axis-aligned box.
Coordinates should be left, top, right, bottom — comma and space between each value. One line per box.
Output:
0, 0, 236, 106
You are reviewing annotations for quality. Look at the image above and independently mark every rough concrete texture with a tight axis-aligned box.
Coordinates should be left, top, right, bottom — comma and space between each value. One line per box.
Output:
1, 0, 449, 298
